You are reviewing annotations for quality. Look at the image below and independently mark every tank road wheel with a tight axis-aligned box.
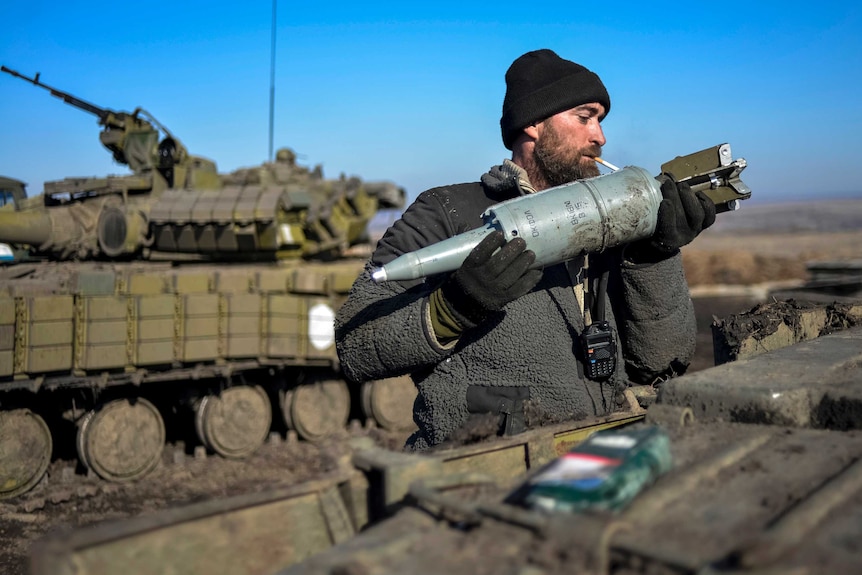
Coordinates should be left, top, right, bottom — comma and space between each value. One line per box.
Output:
76, 398, 165, 482
0, 409, 53, 499
194, 385, 272, 459
282, 377, 351, 442
360, 375, 418, 431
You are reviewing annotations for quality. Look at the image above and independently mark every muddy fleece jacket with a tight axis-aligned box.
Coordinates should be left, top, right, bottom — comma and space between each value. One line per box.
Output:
335, 161, 697, 450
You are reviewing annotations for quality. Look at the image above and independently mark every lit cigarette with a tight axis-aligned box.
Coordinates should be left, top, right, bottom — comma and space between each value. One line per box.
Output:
594, 157, 620, 172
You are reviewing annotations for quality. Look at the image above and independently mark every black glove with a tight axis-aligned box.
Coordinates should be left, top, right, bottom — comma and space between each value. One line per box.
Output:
628, 174, 716, 263
438, 229, 542, 329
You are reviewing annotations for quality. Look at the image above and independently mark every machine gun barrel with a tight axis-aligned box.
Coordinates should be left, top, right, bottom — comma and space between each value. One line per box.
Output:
2, 65, 177, 174
1, 65, 112, 121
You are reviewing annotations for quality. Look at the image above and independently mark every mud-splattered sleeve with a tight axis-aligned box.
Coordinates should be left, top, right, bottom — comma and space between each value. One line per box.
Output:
612, 250, 697, 383
334, 189, 460, 383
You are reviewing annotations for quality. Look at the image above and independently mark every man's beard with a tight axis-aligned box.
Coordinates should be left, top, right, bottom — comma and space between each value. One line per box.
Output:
533, 123, 601, 187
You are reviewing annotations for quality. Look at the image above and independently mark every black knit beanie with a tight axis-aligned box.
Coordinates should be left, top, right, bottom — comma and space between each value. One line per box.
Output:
500, 49, 610, 150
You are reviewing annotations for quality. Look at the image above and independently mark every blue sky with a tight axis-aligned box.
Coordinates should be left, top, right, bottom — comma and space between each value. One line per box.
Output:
1, 1, 860, 206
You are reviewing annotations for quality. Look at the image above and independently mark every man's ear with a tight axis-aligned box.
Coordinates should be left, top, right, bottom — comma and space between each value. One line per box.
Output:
523, 123, 540, 140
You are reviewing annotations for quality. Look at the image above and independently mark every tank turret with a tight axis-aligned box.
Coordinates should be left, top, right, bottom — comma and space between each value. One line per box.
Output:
0, 66, 221, 259
154, 147, 406, 260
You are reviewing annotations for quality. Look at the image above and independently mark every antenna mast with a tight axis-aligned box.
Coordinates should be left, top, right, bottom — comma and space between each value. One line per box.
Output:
268, 0, 277, 161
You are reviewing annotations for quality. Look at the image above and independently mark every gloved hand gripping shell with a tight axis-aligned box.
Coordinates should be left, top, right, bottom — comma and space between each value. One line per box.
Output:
627, 174, 717, 263
430, 230, 542, 339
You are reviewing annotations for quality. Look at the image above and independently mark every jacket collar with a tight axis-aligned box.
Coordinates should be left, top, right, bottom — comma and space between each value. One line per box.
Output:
480, 159, 538, 199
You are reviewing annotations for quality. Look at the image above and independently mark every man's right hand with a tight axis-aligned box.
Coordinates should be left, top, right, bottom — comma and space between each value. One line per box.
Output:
626, 174, 716, 263
437, 230, 542, 330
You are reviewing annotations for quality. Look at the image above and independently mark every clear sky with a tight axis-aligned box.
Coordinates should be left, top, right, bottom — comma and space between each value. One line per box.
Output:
1, 1, 860, 206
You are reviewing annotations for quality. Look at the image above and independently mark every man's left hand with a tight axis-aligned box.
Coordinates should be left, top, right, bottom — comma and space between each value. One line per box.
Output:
628, 174, 716, 261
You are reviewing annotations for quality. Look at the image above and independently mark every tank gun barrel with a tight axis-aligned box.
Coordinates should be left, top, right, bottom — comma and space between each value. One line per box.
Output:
0, 207, 52, 247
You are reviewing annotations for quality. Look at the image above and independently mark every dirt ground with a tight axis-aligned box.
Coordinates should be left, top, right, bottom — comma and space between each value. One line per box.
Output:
2, 199, 861, 575
0, 425, 413, 575
682, 229, 862, 288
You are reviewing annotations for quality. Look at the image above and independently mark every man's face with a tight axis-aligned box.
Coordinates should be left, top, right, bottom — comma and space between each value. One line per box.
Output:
532, 103, 607, 187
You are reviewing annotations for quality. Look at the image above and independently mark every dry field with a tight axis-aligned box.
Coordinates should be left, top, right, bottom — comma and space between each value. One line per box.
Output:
682, 198, 862, 290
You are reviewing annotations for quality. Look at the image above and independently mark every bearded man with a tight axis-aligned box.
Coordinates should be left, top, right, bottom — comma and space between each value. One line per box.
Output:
335, 49, 715, 450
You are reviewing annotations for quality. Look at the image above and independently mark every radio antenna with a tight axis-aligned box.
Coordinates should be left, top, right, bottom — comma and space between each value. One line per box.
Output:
268, 0, 277, 161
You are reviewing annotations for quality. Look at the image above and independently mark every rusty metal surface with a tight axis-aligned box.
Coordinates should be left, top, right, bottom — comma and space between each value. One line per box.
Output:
283, 422, 862, 575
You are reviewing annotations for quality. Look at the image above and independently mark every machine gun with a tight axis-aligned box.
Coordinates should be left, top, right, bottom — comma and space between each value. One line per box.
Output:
1, 65, 187, 180
372, 143, 752, 282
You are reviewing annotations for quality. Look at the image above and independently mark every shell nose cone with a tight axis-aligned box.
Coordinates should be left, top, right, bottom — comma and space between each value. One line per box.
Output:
370, 267, 387, 283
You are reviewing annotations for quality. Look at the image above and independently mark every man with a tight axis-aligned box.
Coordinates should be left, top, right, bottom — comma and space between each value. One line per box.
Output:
335, 49, 715, 450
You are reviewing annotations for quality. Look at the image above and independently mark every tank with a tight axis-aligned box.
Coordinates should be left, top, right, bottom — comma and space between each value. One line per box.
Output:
0, 67, 412, 499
